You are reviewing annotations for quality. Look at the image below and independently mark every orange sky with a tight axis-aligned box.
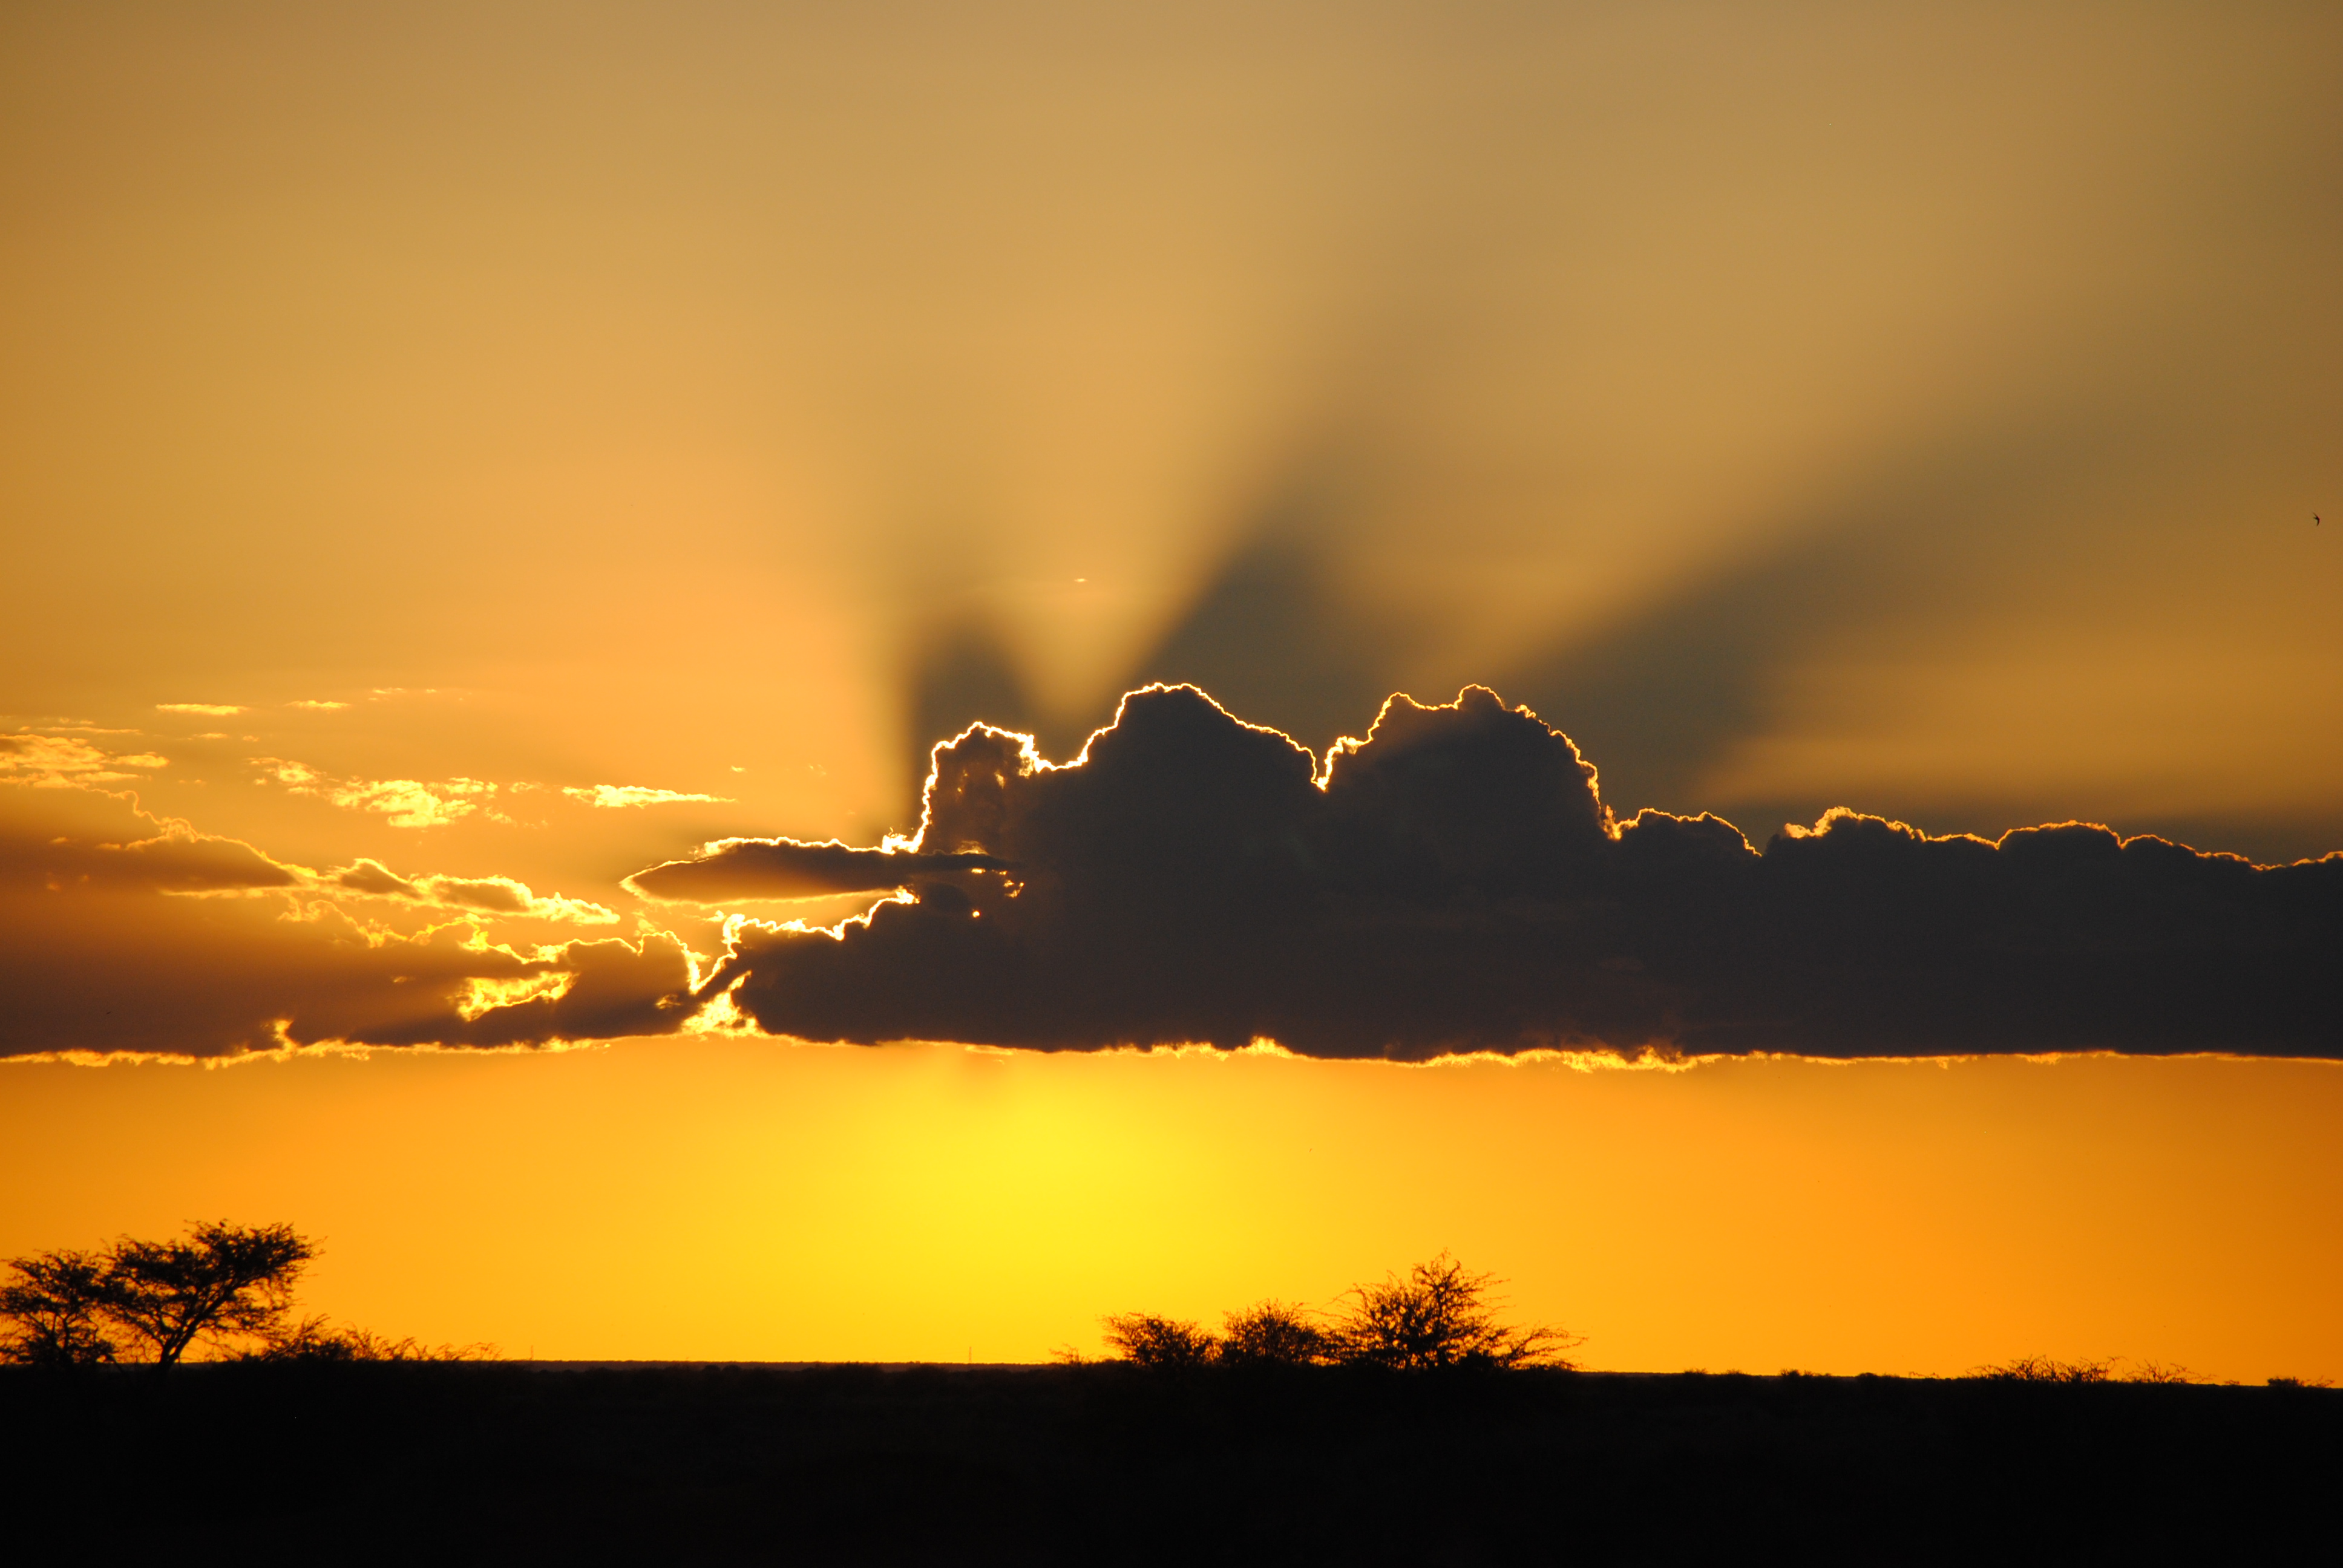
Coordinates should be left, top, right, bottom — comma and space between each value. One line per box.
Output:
2, 1042, 2336, 1381
3, 2, 2339, 1375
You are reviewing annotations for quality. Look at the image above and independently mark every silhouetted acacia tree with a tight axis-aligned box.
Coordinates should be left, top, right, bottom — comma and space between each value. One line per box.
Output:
0, 1250, 118, 1367
1331, 1253, 1578, 1370
1101, 1313, 1221, 1368
1218, 1300, 1335, 1367
0, 1221, 316, 1367
104, 1221, 316, 1366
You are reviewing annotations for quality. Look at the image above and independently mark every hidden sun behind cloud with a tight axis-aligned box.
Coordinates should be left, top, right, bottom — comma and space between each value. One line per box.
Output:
635, 685, 2343, 1062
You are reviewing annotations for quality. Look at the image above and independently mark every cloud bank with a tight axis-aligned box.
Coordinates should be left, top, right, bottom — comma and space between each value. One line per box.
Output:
0, 787, 687, 1058
677, 686, 2342, 1060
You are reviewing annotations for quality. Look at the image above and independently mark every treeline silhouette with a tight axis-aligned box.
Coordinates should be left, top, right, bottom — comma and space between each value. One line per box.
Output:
0, 1221, 485, 1366
1089, 1252, 1579, 1371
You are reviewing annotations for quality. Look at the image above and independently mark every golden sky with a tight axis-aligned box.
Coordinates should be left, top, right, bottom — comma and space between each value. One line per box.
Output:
3, 3, 2339, 1376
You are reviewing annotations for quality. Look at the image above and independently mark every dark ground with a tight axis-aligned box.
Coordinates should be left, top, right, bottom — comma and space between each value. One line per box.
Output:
4, 1362, 2335, 1564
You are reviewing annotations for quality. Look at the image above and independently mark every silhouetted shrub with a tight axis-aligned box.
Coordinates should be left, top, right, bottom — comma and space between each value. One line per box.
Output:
1973, 1356, 2115, 1383
1101, 1313, 1220, 1368
1974, 1355, 2212, 1384
244, 1315, 491, 1363
1218, 1299, 1336, 1367
1329, 1252, 1578, 1370
1099, 1255, 1579, 1373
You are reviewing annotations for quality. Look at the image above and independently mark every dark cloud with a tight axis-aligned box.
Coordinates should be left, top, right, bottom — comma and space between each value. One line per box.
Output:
1, 818, 300, 895
0, 787, 692, 1057
627, 838, 1009, 903
692, 685, 2343, 1060
415, 876, 528, 916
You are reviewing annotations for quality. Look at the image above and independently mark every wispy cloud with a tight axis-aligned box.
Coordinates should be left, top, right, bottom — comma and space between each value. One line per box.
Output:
328, 779, 496, 828
156, 702, 246, 716
1, 732, 168, 786
251, 758, 500, 828
563, 785, 732, 810
330, 858, 618, 924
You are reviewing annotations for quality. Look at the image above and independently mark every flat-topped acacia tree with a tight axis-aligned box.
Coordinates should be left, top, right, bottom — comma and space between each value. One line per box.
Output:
104, 1221, 316, 1367
1, 1221, 315, 1367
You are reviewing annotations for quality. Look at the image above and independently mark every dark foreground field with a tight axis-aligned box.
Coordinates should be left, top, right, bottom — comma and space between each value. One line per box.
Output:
5, 1362, 2336, 1563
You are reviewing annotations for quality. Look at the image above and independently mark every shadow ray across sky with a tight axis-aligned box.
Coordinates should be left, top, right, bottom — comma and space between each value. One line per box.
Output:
1497, 418, 2119, 820
903, 524, 1415, 803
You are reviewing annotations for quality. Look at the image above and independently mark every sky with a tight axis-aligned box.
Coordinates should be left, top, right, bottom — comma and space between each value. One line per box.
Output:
3, 2, 2339, 1377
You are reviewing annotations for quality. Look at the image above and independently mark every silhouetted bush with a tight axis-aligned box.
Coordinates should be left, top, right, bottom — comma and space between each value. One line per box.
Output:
1328, 1252, 1578, 1370
1099, 1254, 1578, 1373
1972, 1356, 2201, 1385
244, 1315, 490, 1363
1973, 1355, 2115, 1383
1100, 1313, 1220, 1368
1218, 1299, 1335, 1367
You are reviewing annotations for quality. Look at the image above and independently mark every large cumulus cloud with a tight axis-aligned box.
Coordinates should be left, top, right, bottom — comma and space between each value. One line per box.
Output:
667, 685, 2342, 1059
